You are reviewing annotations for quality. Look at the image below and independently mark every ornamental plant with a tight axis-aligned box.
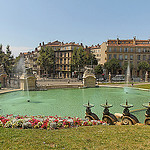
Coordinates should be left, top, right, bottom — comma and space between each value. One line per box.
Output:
0, 115, 104, 130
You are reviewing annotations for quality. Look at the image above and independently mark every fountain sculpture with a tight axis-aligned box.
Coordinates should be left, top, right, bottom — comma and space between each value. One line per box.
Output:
100, 100, 118, 125
142, 101, 150, 125
82, 67, 96, 87
120, 100, 139, 125
83, 101, 99, 120
20, 68, 36, 91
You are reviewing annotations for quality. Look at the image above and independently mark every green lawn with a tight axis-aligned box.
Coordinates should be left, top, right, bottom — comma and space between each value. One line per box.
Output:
0, 126, 150, 149
134, 84, 150, 89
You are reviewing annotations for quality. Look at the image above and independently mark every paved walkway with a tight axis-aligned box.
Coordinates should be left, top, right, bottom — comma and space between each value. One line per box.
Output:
0, 82, 150, 94
0, 88, 21, 94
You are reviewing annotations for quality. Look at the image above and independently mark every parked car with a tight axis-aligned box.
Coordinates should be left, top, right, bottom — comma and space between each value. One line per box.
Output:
112, 75, 125, 82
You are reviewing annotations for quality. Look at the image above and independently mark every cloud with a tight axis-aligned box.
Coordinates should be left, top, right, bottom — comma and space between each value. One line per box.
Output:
3, 46, 34, 57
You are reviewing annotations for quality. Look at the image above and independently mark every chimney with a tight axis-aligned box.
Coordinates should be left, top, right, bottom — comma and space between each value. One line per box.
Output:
117, 38, 119, 45
42, 42, 44, 46
39, 43, 41, 46
133, 36, 136, 45
80, 43, 83, 47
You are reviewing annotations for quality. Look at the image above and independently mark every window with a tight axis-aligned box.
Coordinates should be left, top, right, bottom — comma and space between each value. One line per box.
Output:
68, 65, 70, 70
130, 55, 133, 60
143, 55, 146, 60
64, 53, 66, 57
64, 73, 66, 78
125, 55, 128, 60
59, 72, 62, 77
131, 48, 133, 52
109, 47, 112, 52
64, 58, 66, 64
68, 58, 70, 63
114, 48, 117, 52
120, 48, 122, 52
114, 54, 117, 59
64, 65, 66, 70
60, 58, 62, 64
67, 73, 69, 78
143, 48, 146, 52
124, 48, 128, 52
137, 55, 140, 60
119, 54, 123, 60
108, 54, 112, 59
60, 52, 62, 57
60, 65, 62, 70
68, 53, 70, 57
138, 48, 141, 52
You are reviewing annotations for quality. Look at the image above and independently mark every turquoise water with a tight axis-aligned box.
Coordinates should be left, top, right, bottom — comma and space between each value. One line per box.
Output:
0, 87, 149, 123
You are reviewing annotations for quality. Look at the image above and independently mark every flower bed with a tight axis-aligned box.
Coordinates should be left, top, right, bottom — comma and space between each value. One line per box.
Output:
0, 114, 104, 130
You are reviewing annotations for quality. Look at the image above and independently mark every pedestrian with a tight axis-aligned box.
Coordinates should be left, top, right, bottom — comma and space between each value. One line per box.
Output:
132, 82, 133, 86
68, 79, 70, 84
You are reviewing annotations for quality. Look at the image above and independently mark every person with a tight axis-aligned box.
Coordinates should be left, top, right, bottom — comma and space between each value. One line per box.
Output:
68, 79, 70, 84
132, 82, 133, 86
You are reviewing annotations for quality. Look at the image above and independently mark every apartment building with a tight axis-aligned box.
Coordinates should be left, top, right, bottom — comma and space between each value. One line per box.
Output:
90, 42, 107, 65
20, 40, 83, 78
90, 37, 150, 77
103, 37, 150, 77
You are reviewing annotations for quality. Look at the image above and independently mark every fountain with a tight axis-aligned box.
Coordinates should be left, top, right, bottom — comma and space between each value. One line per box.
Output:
120, 100, 139, 125
82, 67, 96, 87
142, 101, 150, 125
83, 101, 99, 120
0, 85, 149, 123
126, 62, 130, 85
20, 68, 36, 91
100, 100, 118, 125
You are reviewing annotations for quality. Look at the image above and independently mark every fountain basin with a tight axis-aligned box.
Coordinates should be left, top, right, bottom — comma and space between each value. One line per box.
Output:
0, 87, 149, 123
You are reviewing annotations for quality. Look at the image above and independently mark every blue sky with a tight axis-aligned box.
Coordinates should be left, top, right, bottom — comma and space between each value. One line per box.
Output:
0, 0, 150, 56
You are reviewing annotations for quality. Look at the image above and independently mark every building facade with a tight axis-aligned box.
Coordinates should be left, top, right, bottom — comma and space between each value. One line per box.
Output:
90, 42, 107, 65
101, 37, 150, 77
20, 40, 83, 78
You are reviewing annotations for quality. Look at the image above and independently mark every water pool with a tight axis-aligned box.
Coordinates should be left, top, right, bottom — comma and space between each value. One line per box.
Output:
0, 87, 149, 123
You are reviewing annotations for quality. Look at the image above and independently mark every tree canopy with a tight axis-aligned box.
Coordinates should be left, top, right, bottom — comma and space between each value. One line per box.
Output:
0, 45, 14, 77
122, 62, 134, 72
38, 46, 55, 77
71, 47, 97, 72
138, 61, 150, 72
104, 58, 120, 74
94, 64, 103, 76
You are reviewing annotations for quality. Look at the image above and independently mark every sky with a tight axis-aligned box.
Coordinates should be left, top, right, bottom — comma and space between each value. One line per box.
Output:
1, 0, 150, 57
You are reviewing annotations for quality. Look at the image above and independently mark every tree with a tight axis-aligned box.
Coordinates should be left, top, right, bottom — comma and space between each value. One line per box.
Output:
104, 58, 120, 74
2, 45, 14, 76
85, 52, 98, 66
122, 62, 134, 74
38, 46, 55, 77
0, 44, 5, 63
94, 64, 103, 78
138, 61, 149, 78
138, 61, 149, 72
71, 47, 97, 72
70, 47, 78, 72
